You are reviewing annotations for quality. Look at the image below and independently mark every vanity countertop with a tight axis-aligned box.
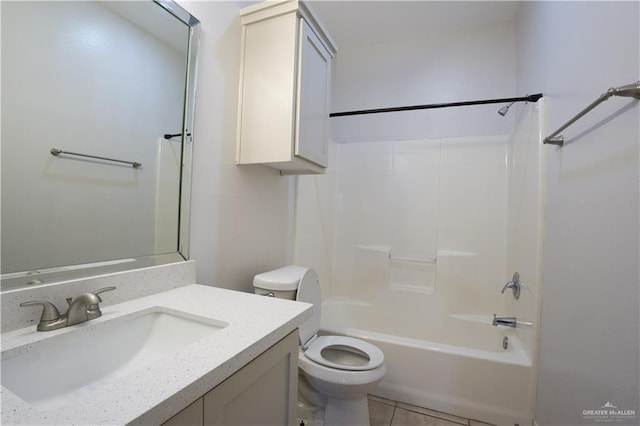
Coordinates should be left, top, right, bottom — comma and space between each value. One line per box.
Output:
1, 284, 312, 425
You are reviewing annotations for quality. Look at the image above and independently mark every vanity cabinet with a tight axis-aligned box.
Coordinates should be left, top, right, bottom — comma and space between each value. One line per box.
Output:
163, 399, 203, 426
236, 1, 337, 175
162, 331, 298, 426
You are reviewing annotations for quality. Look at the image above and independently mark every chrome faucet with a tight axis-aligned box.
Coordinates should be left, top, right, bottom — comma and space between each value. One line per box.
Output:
20, 287, 116, 332
492, 314, 517, 328
492, 314, 533, 328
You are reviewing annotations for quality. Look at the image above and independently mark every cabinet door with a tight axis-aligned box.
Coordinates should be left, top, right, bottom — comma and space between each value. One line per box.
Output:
162, 398, 203, 426
295, 19, 331, 167
203, 332, 298, 426
237, 12, 298, 165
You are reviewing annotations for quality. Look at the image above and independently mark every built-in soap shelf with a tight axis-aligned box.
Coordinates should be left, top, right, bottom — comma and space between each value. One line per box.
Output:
355, 245, 437, 264
437, 250, 477, 257
355, 245, 436, 295
354, 246, 478, 263
389, 254, 436, 264
354, 245, 390, 253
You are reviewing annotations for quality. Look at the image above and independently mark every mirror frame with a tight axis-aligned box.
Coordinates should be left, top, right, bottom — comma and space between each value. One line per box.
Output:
1, 0, 201, 291
159, 0, 201, 261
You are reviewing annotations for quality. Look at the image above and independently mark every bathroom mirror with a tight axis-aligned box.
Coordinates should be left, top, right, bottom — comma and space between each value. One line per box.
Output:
1, 0, 200, 290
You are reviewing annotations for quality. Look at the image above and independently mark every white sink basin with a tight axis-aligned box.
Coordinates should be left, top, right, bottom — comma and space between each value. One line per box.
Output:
1, 308, 228, 408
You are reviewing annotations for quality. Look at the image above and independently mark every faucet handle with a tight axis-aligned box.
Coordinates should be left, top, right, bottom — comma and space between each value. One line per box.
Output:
93, 286, 116, 297
89, 286, 116, 306
85, 287, 116, 320
19, 301, 61, 322
501, 272, 521, 300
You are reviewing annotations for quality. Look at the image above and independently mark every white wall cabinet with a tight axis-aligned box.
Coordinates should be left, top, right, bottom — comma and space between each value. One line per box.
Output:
161, 331, 298, 426
236, 1, 336, 175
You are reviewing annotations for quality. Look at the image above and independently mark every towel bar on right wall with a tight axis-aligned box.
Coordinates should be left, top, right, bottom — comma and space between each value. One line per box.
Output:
543, 81, 640, 146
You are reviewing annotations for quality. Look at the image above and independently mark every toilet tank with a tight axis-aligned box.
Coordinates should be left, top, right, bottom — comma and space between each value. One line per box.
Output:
253, 266, 308, 300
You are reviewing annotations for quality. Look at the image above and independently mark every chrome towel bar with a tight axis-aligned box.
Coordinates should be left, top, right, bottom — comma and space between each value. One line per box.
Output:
50, 148, 142, 168
543, 81, 640, 146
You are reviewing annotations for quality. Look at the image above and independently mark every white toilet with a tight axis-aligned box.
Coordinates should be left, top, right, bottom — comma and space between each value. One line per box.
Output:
253, 266, 385, 426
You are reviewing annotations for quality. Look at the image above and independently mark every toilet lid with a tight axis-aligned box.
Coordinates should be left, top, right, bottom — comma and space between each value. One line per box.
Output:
304, 335, 385, 371
295, 268, 321, 345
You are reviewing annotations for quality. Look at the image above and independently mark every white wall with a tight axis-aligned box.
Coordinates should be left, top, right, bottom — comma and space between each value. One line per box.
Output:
516, 2, 640, 424
330, 21, 516, 142
179, 1, 295, 292
1, 2, 185, 272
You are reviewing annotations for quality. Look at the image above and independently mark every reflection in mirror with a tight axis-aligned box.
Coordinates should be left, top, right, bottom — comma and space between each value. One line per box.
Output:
1, 1, 200, 290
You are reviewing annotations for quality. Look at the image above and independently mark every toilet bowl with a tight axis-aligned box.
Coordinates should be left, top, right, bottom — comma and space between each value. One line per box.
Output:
254, 266, 385, 426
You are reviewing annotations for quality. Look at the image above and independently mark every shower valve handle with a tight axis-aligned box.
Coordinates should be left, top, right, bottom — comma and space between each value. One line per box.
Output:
501, 272, 521, 300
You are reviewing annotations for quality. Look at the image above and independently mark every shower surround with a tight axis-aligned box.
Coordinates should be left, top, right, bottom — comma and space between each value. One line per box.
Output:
294, 102, 545, 425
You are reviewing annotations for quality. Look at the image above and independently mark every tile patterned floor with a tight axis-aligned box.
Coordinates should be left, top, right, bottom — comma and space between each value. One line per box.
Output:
368, 395, 496, 426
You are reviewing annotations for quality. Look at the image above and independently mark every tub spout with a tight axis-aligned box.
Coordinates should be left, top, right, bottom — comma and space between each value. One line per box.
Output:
492, 314, 517, 328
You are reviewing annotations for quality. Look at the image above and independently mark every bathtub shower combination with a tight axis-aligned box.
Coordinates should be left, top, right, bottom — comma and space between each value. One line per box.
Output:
321, 300, 532, 425
295, 101, 545, 425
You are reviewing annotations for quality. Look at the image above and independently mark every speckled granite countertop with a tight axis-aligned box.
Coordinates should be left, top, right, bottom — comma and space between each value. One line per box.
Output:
1, 284, 312, 425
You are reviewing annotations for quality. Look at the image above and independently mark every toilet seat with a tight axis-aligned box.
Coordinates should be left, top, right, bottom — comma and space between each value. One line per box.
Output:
294, 267, 385, 372
303, 335, 384, 371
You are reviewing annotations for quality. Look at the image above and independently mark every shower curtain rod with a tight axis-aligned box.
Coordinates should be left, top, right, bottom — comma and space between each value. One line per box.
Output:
329, 93, 543, 117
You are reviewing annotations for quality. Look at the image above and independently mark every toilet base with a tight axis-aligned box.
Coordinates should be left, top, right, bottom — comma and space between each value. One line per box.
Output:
298, 371, 327, 423
298, 352, 385, 426
325, 396, 370, 426
299, 372, 371, 426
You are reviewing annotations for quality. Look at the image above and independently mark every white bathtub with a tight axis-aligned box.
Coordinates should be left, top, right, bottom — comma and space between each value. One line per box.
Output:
321, 298, 534, 426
